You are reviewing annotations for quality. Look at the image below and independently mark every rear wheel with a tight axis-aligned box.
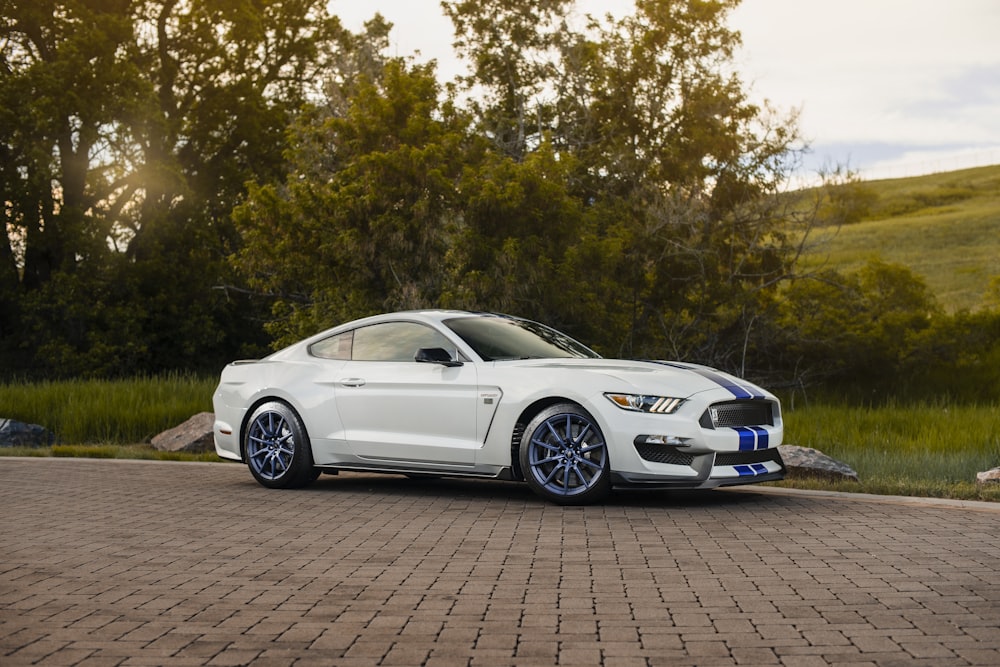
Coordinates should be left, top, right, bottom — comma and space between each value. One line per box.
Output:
244, 401, 317, 489
519, 403, 610, 505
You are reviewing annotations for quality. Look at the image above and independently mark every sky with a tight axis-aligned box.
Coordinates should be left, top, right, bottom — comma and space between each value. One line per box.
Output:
331, 0, 1000, 183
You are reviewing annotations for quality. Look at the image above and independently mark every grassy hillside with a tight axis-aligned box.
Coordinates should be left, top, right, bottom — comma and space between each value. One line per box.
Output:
799, 164, 1000, 312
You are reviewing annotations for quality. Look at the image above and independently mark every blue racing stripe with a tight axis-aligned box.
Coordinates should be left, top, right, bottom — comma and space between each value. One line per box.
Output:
647, 361, 763, 399
733, 426, 756, 451
733, 463, 769, 477
750, 426, 769, 450
690, 367, 755, 399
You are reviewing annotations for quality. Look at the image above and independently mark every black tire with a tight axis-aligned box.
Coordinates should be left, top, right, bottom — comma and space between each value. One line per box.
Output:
244, 401, 317, 489
519, 403, 611, 505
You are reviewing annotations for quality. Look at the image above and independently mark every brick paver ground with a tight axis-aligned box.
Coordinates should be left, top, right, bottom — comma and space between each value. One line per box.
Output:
1, 457, 998, 666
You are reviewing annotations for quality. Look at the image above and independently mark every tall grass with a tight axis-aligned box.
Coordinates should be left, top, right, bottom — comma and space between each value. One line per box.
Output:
0, 373, 217, 444
782, 401, 1000, 498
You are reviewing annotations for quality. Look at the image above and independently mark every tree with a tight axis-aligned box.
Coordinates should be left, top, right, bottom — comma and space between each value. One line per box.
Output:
774, 259, 941, 393
443, 0, 804, 367
3, 0, 844, 389
238, 0, 811, 371
0, 0, 349, 375
443, 139, 597, 336
443, 0, 572, 159
233, 59, 474, 347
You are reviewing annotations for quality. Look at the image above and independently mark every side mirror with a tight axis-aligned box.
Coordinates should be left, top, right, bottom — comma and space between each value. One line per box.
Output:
415, 347, 464, 367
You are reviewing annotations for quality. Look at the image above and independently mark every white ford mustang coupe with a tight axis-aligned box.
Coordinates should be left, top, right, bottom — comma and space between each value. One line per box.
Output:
213, 310, 784, 504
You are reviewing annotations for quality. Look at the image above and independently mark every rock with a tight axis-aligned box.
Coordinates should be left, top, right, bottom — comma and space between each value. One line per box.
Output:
0, 418, 56, 448
151, 412, 216, 453
778, 444, 859, 482
976, 467, 1000, 485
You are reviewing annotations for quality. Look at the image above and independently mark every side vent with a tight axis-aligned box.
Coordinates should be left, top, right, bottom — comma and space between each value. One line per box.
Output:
510, 423, 526, 479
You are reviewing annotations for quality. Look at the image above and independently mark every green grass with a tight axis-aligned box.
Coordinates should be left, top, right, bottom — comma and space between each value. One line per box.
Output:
777, 401, 1000, 501
0, 373, 217, 444
801, 164, 1000, 312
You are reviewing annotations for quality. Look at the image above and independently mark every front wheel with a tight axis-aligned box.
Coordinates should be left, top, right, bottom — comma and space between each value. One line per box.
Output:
519, 403, 611, 505
244, 401, 318, 489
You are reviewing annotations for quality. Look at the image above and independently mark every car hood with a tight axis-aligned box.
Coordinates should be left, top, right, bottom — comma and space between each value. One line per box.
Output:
501, 358, 770, 400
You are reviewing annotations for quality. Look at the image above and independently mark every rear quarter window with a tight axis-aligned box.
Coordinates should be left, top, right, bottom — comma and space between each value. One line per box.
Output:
309, 331, 353, 360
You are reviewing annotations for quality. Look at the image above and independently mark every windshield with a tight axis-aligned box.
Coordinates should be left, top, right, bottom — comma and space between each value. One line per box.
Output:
444, 315, 600, 361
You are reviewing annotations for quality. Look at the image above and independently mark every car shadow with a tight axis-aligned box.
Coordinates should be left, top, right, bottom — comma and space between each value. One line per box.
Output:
294, 471, 777, 509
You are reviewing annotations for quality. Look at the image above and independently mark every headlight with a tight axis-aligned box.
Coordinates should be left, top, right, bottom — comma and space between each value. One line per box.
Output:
605, 393, 684, 414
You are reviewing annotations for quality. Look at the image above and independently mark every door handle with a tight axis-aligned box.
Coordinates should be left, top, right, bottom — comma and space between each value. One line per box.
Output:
339, 378, 366, 387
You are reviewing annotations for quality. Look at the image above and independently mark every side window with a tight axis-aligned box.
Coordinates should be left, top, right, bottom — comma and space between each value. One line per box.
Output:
352, 322, 454, 362
309, 331, 353, 360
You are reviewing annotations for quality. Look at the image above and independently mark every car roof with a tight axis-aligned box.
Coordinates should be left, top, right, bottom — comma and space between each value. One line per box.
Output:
277, 310, 495, 351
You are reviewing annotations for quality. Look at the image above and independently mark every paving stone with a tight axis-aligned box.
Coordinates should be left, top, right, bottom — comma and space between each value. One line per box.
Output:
1, 458, 999, 666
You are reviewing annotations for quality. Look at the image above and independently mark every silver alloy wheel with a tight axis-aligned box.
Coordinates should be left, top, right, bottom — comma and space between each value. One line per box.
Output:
524, 408, 608, 501
247, 409, 296, 481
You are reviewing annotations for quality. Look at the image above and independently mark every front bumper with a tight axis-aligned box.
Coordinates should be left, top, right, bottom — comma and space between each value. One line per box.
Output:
595, 389, 784, 488
609, 447, 785, 489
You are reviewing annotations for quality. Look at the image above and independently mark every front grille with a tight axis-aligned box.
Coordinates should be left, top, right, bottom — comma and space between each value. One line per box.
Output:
700, 400, 773, 429
634, 445, 695, 465
716, 448, 782, 467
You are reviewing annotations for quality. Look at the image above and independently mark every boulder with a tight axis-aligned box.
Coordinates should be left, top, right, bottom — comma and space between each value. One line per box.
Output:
0, 418, 56, 448
976, 467, 1000, 486
151, 412, 216, 453
778, 444, 859, 482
